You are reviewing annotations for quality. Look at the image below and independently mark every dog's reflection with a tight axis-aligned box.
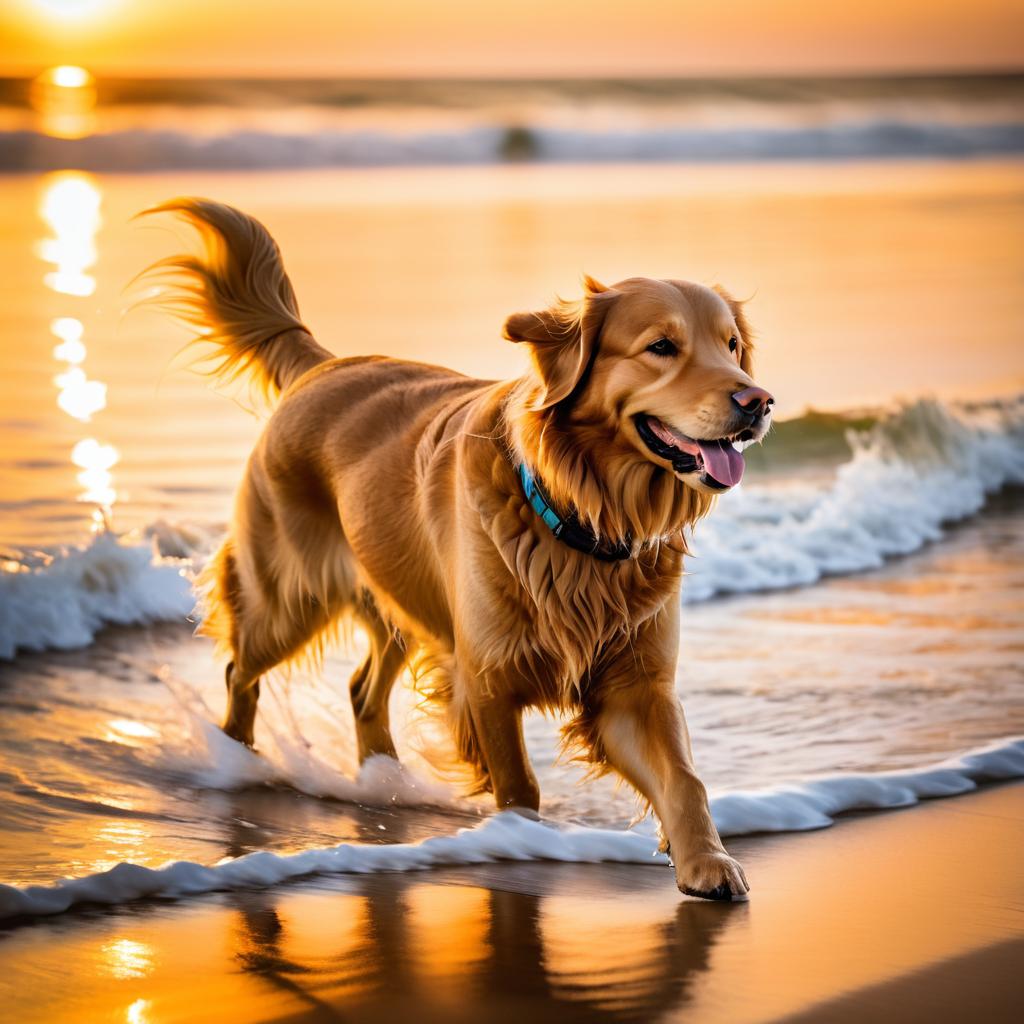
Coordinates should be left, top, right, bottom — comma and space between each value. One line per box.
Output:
227, 868, 739, 1023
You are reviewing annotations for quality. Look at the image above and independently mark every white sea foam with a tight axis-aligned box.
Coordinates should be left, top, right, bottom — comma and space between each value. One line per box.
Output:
1, 735, 1019, 920
0, 812, 665, 920
711, 735, 1024, 836
683, 397, 1024, 601
160, 682, 458, 810
1, 396, 1020, 659
0, 531, 194, 660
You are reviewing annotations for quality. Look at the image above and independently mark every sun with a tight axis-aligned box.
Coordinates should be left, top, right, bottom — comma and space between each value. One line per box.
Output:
30, 0, 115, 20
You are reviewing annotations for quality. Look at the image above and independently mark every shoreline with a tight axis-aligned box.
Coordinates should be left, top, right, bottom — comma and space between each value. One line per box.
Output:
1, 782, 1021, 1023
2, 732, 1021, 922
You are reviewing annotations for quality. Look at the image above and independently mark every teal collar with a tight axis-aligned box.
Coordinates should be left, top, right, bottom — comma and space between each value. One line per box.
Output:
516, 462, 633, 562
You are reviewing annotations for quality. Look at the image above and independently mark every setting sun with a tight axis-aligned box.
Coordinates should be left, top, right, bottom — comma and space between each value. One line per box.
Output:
29, 0, 116, 21
47, 64, 90, 87
29, 65, 97, 138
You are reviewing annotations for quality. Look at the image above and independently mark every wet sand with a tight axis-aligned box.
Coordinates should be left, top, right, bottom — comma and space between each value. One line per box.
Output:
0, 782, 1020, 1023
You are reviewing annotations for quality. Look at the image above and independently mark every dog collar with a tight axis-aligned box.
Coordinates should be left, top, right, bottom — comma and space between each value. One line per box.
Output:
516, 462, 633, 562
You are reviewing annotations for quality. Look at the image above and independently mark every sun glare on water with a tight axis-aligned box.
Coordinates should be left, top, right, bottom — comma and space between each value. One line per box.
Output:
35, 172, 120, 521
126, 999, 151, 1024
100, 938, 154, 980
38, 172, 101, 296
72, 438, 119, 506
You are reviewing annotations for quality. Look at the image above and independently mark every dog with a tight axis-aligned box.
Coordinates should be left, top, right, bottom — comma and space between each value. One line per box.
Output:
146, 198, 773, 900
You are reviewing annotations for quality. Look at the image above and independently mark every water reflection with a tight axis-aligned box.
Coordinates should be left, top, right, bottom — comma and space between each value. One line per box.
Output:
29, 65, 97, 141
37, 171, 120, 518
227, 877, 733, 1022
125, 999, 150, 1024
100, 937, 154, 980
75, 821, 154, 877
56, 367, 107, 421
72, 438, 118, 505
105, 719, 160, 744
51, 316, 87, 362
38, 173, 101, 296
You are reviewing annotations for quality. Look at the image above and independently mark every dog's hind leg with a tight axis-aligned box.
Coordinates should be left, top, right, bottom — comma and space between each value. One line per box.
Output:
349, 600, 406, 762
204, 533, 341, 748
222, 593, 334, 747
223, 660, 260, 747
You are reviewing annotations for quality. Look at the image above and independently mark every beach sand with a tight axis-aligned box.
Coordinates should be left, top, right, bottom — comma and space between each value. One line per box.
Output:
1, 782, 1020, 1023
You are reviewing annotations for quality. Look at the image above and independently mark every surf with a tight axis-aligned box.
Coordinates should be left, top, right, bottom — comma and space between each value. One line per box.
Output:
2, 394, 1021, 660
1, 734, 1020, 921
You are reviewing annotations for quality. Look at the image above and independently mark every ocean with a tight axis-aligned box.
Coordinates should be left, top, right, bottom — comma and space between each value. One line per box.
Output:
0, 75, 1022, 921
2, 73, 1023, 170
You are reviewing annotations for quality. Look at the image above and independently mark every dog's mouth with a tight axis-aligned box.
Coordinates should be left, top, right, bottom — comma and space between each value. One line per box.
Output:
634, 414, 754, 490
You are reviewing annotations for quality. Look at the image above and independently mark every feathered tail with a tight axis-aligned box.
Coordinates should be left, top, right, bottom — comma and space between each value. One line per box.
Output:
139, 198, 333, 398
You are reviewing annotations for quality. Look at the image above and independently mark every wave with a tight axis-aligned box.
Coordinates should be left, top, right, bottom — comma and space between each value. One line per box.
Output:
0, 531, 193, 660
3, 119, 1023, 172
710, 735, 1024, 835
1, 396, 1021, 660
1, 734, 1019, 921
683, 396, 1024, 601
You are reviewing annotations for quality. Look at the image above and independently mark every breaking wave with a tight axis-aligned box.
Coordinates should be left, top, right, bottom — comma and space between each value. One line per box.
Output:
0, 531, 193, 660
1, 734, 1019, 920
3, 121, 1023, 172
683, 396, 1024, 601
1, 396, 1021, 659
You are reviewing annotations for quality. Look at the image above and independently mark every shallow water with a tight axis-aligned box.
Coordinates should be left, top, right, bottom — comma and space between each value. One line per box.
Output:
0, 490, 1021, 903
1, 160, 1023, 547
0, 158, 1023, 916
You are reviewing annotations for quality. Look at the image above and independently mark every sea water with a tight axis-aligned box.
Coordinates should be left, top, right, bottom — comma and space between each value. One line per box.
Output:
0, 147, 1022, 918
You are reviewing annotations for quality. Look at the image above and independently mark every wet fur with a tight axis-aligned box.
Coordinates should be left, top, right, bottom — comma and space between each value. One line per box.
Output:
144, 198, 765, 899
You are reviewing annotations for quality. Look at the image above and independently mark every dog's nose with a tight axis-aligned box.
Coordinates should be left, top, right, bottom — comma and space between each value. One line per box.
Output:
731, 386, 774, 417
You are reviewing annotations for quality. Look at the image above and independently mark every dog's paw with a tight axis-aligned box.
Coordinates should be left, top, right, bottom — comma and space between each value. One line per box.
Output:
221, 723, 256, 749
675, 850, 749, 901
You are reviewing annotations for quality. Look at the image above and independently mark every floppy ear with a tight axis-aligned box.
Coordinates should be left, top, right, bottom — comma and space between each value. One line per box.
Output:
713, 284, 755, 377
503, 275, 616, 410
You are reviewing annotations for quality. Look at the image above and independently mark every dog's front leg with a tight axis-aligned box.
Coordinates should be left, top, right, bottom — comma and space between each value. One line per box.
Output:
453, 642, 541, 813
590, 648, 749, 900
465, 682, 541, 814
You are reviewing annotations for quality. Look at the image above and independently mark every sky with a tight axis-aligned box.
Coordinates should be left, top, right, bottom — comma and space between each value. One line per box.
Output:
2, 0, 1023, 78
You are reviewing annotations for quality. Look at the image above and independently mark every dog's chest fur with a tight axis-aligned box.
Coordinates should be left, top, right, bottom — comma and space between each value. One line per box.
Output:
467, 469, 683, 708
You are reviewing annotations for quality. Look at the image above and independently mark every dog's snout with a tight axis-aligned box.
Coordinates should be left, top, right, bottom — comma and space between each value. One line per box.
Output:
731, 386, 774, 418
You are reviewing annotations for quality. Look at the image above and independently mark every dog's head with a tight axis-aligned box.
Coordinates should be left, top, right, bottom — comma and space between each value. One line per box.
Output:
504, 276, 773, 497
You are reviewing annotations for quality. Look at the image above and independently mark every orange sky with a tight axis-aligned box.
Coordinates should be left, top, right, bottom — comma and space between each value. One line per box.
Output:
2, 0, 1023, 77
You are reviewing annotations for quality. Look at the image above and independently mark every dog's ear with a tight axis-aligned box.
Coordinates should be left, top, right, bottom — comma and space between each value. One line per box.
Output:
713, 285, 755, 376
713, 284, 755, 376
503, 275, 616, 410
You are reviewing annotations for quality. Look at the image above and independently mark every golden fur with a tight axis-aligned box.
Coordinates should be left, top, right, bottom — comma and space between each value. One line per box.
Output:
144, 198, 774, 900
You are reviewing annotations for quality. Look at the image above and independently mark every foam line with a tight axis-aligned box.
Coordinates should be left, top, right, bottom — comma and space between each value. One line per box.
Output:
711, 735, 1024, 835
1, 735, 1020, 921
0, 813, 666, 920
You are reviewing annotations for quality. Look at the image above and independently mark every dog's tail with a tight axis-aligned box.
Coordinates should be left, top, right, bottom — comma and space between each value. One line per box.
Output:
139, 198, 333, 399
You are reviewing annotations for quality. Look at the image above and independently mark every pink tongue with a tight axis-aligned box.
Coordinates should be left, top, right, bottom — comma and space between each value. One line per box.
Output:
697, 439, 744, 487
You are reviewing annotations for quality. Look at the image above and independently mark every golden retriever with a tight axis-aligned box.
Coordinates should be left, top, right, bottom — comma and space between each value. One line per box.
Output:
146, 198, 774, 900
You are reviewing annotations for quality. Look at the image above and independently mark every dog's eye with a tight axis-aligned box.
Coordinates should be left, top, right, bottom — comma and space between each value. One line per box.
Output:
646, 338, 677, 357
728, 336, 738, 353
